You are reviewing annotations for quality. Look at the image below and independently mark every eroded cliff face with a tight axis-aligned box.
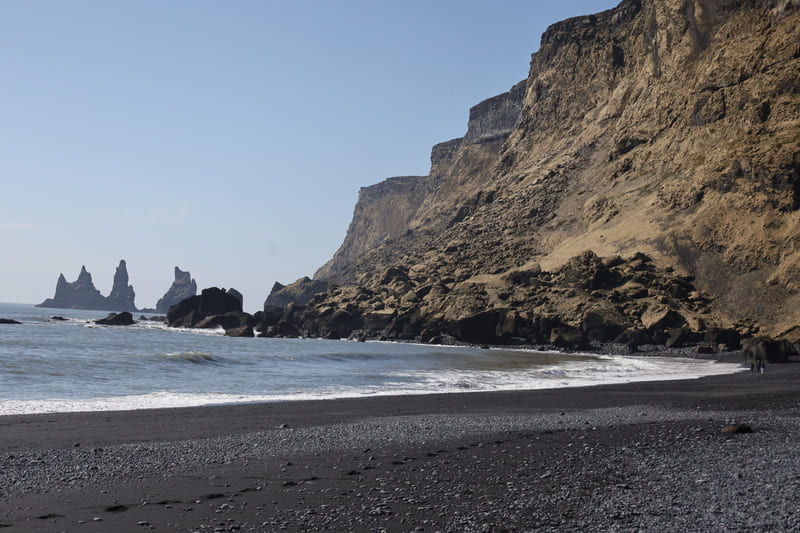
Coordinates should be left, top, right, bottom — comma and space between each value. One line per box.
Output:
315, 175, 435, 280
316, 80, 526, 282
285, 0, 800, 343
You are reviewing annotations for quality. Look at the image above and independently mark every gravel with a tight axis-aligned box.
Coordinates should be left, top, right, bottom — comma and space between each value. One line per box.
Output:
2, 401, 799, 531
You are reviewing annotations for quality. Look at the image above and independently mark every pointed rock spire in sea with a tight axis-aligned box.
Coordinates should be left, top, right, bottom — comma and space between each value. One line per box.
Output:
155, 267, 197, 313
106, 260, 137, 312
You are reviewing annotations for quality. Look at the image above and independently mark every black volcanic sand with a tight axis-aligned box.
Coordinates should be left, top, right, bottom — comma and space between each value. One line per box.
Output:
2, 356, 799, 532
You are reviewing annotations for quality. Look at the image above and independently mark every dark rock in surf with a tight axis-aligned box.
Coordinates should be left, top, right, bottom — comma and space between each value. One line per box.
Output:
95, 312, 135, 326
193, 311, 254, 330
0, 318, 22, 324
225, 325, 254, 337
166, 287, 246, 328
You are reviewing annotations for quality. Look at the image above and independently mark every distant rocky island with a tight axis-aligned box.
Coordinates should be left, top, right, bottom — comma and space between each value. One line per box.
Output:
38, 260, 137, 312
37, 262, 197, 313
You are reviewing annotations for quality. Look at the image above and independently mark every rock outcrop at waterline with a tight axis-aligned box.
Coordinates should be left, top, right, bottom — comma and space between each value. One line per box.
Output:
95, 311, 135, 326
273, 0, 800, 347
38, 261, 137, 312
155, 267, 197, 313
166, 287, 254, 336
264, 277, 329, 309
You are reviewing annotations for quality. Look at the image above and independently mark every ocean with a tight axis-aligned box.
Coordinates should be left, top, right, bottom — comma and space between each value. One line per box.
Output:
0, 302, 743, 415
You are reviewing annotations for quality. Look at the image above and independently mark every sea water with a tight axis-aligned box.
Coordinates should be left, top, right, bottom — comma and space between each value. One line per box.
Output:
0, 302, 743, 415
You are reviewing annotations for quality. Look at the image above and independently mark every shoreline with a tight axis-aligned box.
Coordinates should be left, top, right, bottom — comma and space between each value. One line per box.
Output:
1, 358, 798, 531
0, 346, 746, 417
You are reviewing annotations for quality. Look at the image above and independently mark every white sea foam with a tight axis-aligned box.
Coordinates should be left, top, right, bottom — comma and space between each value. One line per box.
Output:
0, 356, 744, 416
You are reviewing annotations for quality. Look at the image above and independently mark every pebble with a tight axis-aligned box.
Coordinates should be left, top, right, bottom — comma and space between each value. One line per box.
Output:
1, 404, 798, 531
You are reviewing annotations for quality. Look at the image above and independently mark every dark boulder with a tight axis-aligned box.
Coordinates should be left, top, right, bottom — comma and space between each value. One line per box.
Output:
315, 309, 363, 339
383, 310, 423, 340
225, 325, 254, 337
705, 328, 741, 351
451, 310, 503, 345
614, 328, 651, 352
742, 337, 796, 363
640, 304, 685, 331
95, 312, 135, 326
138, 315, 166, 322
193, 311, 254, 330
560, 250, 621, 290
614, 328, 650, 345
256, 305, 285, 331
550, 326, 589, 350
227, 288, 244, 308
665, 327, 701, 349
167, 287, 244, 328
363, 310, 397, 334
580, 311, 624, 342
0, 318, 22, 324
258, 322, 302, 338
721, 424, 753, 434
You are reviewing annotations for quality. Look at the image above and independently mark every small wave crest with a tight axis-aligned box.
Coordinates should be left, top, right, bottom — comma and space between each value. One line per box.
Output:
155, 351, 221, 365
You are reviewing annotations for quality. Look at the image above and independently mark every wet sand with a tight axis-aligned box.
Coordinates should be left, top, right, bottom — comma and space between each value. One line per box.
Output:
1, 356, 799, 531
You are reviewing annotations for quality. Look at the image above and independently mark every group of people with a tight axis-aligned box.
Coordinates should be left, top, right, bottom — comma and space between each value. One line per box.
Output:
751, 358, 766, 374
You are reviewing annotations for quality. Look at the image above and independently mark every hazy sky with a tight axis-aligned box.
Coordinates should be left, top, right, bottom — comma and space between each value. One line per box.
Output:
1, 0, 618, 312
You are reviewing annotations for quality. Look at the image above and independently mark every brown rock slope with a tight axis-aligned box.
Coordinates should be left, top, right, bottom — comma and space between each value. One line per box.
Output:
271, 0, 800, 346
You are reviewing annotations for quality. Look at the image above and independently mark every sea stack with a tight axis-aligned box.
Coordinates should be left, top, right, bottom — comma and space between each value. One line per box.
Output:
105, 260, 137, 312
156, 267, 197, 313
37, 266, 116, 310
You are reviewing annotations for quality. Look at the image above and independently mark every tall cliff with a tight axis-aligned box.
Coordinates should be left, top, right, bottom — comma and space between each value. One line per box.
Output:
316, 80, 526, 282
272, 0, 799, 344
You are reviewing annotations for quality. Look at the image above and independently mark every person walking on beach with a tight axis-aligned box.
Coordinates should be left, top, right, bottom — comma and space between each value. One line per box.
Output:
758, 359, 766, 374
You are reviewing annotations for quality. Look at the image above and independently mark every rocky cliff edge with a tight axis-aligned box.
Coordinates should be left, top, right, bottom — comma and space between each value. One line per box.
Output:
269, 0, 800, 348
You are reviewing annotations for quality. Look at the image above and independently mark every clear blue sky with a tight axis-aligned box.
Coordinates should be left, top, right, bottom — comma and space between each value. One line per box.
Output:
1, 0, 618, 312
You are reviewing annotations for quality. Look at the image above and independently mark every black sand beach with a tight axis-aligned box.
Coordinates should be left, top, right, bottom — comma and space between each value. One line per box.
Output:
1, 356, 799, 532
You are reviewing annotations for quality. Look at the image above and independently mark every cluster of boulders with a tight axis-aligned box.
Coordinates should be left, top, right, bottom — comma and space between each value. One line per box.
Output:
84, 249, 786, 363
248, 251, 797, 363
